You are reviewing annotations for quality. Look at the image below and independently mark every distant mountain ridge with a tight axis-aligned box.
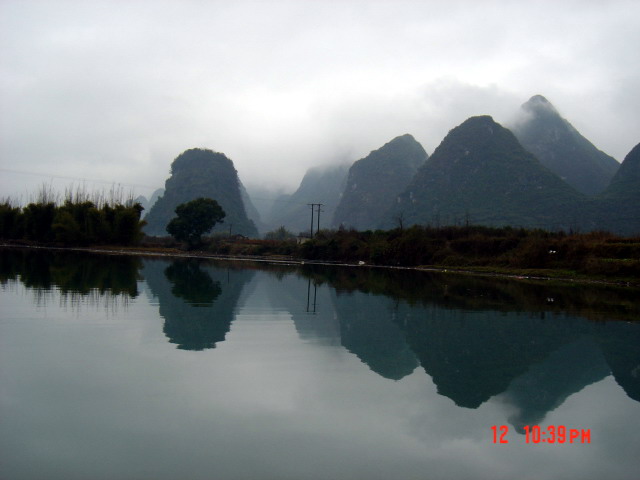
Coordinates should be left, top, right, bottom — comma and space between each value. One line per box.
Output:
511, 95, 619, 195
140, 96, 638, 237
236, 95, 636, 236
239, 180, 265, 235
332, 134, 427, 230
266, 164, 349, 234
136, 188, 164, 218
387, 116, 585, 230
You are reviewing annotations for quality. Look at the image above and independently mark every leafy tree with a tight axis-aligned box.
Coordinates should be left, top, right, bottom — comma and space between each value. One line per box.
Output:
166, 198, 225, 247
52, 210, 82, 244
23, 202, 56, 242
113, 205, 144, 245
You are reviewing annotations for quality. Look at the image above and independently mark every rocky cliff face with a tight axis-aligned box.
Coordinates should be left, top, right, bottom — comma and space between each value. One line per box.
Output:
144, 148, 258, 237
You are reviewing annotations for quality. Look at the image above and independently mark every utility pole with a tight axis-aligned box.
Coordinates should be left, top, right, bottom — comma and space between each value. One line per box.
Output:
316, 203, 324, 234
307, 204, 315, 237
308, 203, 323, 237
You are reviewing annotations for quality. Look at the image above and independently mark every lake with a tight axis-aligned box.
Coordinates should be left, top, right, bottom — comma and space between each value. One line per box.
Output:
1, 248, 639, 480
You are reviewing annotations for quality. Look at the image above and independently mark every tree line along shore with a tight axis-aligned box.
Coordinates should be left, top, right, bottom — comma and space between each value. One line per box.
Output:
1, 194, 638, 284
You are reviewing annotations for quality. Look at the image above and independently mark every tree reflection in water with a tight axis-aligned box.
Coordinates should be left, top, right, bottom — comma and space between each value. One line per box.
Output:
143, 258, 254, 351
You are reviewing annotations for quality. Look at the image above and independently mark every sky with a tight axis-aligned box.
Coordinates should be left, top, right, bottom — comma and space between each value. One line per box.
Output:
1, 0, 639, 202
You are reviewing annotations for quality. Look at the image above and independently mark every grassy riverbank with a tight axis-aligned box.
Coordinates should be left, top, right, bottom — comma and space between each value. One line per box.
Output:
3, 223, 640, 287
203, 225, 640, 285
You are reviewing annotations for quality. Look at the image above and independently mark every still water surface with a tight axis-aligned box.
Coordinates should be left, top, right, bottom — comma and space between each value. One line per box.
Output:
1, 248, 639, 480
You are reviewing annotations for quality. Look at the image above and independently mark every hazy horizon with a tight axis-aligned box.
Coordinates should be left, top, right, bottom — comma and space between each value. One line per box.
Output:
2, 0, 639, 202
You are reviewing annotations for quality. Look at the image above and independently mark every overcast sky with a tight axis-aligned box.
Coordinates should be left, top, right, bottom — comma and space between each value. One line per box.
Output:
1, 0, 639, 202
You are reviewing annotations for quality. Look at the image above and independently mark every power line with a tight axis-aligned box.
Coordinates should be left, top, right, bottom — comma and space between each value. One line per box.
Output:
246, 193, 338, 208
1, 167, 343, 213
1, 167, 343, 208
0, 168, 159, 190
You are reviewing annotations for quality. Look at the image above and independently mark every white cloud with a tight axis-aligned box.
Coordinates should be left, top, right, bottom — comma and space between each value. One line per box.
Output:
1, 0, 638, 200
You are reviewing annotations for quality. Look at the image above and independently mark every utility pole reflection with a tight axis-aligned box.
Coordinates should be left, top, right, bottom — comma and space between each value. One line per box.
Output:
306, 277, 318, 314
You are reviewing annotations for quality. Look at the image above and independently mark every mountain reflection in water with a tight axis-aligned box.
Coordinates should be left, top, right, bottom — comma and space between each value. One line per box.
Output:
1, 248, 638, 432
142, 258, 255, 350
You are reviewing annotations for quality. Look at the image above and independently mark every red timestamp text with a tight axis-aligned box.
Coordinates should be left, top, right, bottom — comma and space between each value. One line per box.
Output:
491, 425, 591, 444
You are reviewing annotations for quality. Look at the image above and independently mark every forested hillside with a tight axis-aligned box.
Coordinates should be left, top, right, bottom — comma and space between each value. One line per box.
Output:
333, 134, 427, 230
386, 116, 585, 230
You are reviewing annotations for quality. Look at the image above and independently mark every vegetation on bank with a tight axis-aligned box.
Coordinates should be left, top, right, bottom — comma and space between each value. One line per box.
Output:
0, 187, 145, 246
142, 224, 640, 280
2, 189, 638, 281
297, 226, 640, 278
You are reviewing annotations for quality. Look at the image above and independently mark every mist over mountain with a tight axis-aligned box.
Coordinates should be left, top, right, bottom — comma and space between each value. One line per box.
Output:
265, 164, 349, 234
332, 134, 428, 231
136, 188, 164, 219
239, 180, 265, 235
242, 184, 289, 225
130, 96, 637, 238
511, 95, 619, 195
387, 116, 585, 230
143, 149, 258, 237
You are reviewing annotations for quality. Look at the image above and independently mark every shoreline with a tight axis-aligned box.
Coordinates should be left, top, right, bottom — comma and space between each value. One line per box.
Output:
2, 242, 638, 289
